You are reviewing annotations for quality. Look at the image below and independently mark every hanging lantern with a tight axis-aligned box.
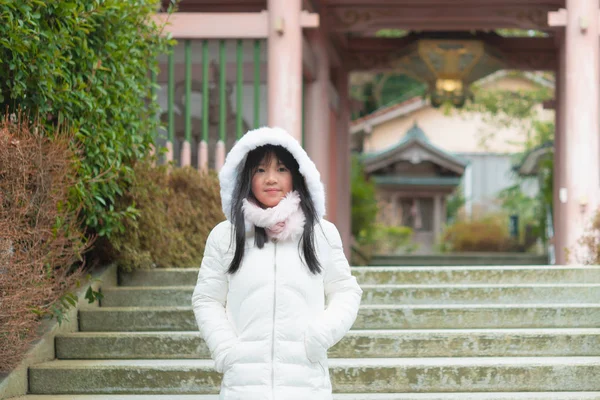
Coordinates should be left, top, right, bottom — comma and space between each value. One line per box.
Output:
418, 40, 484, 107
391, 36, 505, 108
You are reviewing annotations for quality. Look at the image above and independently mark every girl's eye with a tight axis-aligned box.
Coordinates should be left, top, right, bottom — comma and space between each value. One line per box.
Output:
256, 168, 265, 173
278, 167, 288, 172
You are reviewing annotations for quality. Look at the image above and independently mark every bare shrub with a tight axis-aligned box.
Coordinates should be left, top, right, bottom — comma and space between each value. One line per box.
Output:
98, 161, 225, 271
0, 113, 92, 373
441, 213, 517, 252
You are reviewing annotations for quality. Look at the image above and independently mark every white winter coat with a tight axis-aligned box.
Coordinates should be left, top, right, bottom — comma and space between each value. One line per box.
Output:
191, 127, 363, 400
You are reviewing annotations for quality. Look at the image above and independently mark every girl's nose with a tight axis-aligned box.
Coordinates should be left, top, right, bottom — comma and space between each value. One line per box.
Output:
266, 171, 277, 183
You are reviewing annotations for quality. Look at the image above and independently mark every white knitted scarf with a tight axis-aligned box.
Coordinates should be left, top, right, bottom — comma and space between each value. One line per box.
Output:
242, 191, 306, 241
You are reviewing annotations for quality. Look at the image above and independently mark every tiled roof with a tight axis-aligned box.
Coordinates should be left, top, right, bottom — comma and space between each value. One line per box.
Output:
372, 176, 462, 187
351, 96, 424, 127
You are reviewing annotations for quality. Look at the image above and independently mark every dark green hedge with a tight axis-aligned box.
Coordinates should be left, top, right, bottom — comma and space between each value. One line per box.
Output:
0, 0, 174, 237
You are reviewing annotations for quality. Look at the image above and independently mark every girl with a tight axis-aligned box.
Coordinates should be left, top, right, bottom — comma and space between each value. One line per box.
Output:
191, 126, 363, 400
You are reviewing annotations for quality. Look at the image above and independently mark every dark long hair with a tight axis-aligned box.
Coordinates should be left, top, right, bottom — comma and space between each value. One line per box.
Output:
227, 145, 322, 275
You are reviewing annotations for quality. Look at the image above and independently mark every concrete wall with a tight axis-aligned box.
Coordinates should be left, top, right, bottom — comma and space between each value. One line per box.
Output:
460, 153, 539, 215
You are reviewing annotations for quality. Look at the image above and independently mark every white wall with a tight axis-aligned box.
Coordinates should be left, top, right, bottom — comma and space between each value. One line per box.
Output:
459, 152, 539, 216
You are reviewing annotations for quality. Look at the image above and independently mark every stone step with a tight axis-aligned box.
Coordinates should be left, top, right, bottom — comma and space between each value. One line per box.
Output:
12, 394, 600, 400
56, 328, 600, 359
370, 253, 549, 266
101, 284, 600, 307
352, 266, 600, 285
118, 266, 600, 287
78, 304, 600, 331
28, 357, 600, 394
361, 284, 600, 304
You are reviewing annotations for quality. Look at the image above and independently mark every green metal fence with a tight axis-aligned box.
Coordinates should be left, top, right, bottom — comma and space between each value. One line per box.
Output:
153, 39, 267, 170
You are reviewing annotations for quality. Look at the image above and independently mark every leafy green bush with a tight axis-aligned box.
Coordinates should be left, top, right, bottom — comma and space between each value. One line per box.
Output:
353, 224, 416, 264
446, 187, 466, 224
351, 154, 378, 238
365, 224, 416, 254
100, 160, 225, 271
0, 0, 174, 238
497, 183, 545, 249
441, 214, 517, 252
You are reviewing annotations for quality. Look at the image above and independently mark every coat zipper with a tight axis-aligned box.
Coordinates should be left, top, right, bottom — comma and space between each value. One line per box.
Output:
271, 239, 278, 398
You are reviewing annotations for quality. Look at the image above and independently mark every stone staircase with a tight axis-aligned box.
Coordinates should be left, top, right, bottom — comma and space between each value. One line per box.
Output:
12, 265, 600, 399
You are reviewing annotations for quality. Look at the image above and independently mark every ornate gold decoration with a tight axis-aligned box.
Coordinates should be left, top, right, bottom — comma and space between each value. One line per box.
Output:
417, 40, 485, 82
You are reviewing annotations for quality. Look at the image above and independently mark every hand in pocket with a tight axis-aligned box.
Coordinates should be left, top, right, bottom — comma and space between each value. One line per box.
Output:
304, 328, 327, 363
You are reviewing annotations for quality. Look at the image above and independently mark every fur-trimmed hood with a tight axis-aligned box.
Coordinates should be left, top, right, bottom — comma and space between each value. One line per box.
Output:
218, 126, 326, 221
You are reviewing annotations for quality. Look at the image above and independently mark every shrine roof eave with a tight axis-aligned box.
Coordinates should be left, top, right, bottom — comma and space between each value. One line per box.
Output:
372, 175, 462, 187
362, 135, 469, 176
516, 141, 554, 176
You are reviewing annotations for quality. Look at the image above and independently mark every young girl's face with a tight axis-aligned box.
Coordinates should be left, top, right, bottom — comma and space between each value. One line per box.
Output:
251, 154, 293, 208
